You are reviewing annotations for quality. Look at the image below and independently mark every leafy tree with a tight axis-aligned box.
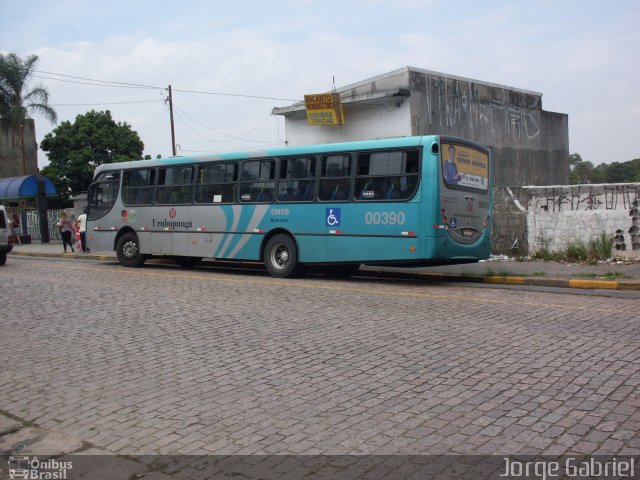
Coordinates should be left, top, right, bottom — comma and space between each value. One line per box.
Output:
568, 153, 582, 168
40, 110, 144, 199
570, 153, 640, 184
569, 153, 594, 184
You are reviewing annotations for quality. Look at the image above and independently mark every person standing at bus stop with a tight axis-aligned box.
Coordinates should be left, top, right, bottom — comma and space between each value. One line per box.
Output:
75, 211, 89, 253
10, 213, 22, 245
57, 212, 75, 253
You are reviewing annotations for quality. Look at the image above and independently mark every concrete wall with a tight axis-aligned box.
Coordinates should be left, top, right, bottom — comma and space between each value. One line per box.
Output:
493, 184, 640, 258
408, 70, 569, 186
0, 119, 38, 177
276, 67, 570, 187
492, 187, 529, 256
24, 208, 78, 241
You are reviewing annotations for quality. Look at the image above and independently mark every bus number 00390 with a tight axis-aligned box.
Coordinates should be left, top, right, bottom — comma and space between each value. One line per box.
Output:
364, 211, 406, 225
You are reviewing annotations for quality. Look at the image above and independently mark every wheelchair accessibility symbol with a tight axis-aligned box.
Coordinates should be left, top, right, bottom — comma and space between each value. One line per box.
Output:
326, 208, 341, 227
449, 217, 457, 229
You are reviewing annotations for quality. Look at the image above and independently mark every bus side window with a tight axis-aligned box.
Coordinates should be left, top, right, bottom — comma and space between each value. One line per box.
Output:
356, 150, 419, 201
240, 160, 275, 203
196, 163, 237, 204
277, 157, 316, 202
157, 166, 194, 205
122, 169, 155, 206
319, 155, 351, 202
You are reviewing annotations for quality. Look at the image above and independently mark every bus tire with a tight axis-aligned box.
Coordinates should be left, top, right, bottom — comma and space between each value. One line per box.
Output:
0, 254, 6, 266
264, 234, 301, 278
175, 256, 201, 268
116, 232, 146, 268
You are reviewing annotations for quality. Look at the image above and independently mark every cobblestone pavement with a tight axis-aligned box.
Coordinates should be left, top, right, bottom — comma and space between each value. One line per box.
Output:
1, 256, 639, 457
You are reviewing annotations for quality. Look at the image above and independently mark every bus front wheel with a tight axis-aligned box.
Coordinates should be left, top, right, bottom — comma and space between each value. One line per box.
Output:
116, 232, 146, 268
264, 234, 301, 278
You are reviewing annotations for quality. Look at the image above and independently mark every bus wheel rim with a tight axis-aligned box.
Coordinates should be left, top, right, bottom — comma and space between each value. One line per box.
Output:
123, 241, 138, 259
272, 245, 289, 270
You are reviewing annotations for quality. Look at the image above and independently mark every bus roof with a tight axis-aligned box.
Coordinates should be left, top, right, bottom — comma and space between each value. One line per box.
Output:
94, 136, 444, 176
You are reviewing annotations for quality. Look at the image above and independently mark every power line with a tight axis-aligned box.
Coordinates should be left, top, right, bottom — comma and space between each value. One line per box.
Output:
33, 74, 161, 91
35, 69, 302, 102
35, 70, 162, 90
34, 69, 292, 149
49, 99, 164, 107
173, 103, 278, 143
172, 87, 299, 102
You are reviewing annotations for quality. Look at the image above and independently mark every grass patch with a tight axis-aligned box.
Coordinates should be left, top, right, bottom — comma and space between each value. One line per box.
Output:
532, 232, 615, 264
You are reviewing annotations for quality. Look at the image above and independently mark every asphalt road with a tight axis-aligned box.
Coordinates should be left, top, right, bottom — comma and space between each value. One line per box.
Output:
1, 256, 639, 457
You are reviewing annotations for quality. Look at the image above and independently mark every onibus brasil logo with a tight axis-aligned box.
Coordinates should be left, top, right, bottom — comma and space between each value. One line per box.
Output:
7, 456, 73, 479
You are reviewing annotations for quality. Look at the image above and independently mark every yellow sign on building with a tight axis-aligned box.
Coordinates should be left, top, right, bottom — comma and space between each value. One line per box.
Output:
304, 93, 345, 125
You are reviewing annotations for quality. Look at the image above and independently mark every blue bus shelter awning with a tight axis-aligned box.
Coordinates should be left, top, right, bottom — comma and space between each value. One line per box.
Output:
0, 175, 57, 199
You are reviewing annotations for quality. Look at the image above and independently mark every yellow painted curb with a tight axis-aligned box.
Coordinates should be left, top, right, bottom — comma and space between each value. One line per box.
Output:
568, 279, 618, 290
484, 276, 526, 285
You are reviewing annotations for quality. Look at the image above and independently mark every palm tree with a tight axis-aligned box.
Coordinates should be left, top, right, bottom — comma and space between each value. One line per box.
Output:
0, 53, 57, 124
0, 53, 57, 175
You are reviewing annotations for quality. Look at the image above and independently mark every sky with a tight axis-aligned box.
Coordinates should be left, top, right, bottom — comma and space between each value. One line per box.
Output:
1, 0, 639, 169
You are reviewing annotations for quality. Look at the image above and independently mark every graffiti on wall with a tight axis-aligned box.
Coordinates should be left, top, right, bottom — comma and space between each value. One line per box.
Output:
529, 185, 639, 213
493, 184, 640, 256
528, 184, 640, 252
421, 74, 541, 141
492, 217, 527, 254
25, 210, 66, 241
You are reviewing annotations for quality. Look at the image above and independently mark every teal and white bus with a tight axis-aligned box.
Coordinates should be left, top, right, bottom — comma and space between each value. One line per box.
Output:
86, 136, 492, 278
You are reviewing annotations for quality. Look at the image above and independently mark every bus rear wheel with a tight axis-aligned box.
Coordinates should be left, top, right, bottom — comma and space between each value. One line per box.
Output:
264, 234, 301, 278
116, 232, 146, 268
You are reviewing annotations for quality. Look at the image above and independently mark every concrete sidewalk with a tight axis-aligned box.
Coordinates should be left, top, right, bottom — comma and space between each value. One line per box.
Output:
8, 240, 640, 291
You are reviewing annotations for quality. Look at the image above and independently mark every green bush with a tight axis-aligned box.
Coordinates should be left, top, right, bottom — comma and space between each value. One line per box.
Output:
587, 231, 614, 261
531, 232, 613, 263
564, 242, 587, 261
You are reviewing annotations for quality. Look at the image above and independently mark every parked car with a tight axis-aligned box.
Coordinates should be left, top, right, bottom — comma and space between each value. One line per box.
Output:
0, 205, 13, 265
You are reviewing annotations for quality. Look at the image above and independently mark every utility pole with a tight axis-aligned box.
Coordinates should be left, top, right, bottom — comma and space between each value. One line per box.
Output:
168, 85, 177, 156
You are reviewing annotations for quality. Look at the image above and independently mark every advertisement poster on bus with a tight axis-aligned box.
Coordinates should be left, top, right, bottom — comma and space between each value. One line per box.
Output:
441, 143, 489, 190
